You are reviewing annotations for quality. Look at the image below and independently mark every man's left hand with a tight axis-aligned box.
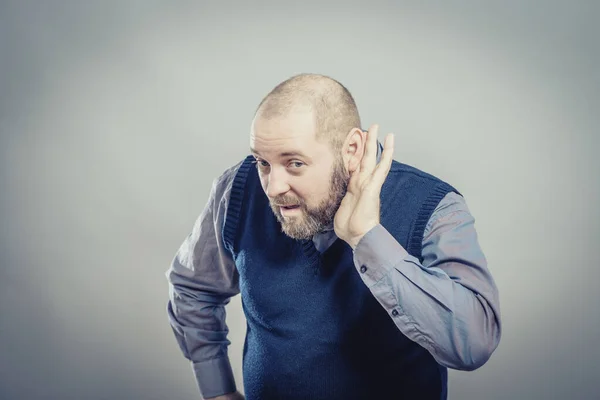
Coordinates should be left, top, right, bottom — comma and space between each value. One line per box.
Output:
334, 124, 395, 249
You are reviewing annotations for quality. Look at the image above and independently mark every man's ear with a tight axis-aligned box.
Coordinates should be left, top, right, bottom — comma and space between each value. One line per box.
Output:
342, 127, 367, 173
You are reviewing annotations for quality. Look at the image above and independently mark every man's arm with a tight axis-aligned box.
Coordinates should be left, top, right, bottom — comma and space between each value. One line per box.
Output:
165, 162, 243, 399
352, 191, 501, 370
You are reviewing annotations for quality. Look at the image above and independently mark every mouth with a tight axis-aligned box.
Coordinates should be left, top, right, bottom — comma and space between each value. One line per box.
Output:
277, 204, 301, 214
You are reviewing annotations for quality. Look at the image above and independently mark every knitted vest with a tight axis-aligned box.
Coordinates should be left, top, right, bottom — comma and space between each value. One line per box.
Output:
223, 155, 460, 400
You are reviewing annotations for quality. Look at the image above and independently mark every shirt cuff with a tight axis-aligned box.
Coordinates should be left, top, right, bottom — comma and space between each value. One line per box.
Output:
193, 356, 237, 399
352, 224, 409, 288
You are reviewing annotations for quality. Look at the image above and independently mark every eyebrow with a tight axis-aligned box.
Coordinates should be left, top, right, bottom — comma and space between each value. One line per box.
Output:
250, 149, 311, 160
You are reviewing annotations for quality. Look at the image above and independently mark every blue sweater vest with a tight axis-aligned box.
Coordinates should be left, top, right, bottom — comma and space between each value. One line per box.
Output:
222, 155, 460, 400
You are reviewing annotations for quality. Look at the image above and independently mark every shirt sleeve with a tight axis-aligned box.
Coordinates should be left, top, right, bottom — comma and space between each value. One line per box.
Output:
165, 161, 242, 398
352, 192, 502, 371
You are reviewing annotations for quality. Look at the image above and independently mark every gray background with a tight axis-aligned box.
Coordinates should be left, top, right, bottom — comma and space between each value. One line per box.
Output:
1, 1, 598, 399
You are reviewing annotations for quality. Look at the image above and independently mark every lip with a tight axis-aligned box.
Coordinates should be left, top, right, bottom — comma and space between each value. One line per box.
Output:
279, 205, 302, 215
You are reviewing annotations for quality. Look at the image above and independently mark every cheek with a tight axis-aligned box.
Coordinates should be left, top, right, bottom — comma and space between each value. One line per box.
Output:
259, 176, 268, 194
297, 174, 330, 205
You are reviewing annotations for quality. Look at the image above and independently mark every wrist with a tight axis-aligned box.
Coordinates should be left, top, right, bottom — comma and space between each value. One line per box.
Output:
347, 235, 365, 250
346, 224, 378, 250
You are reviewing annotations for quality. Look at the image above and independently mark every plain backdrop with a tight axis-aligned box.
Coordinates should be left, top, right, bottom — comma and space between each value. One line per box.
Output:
1, 1, 598, 399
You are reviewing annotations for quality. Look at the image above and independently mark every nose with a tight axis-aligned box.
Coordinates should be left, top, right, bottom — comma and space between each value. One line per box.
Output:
265, 168, 291, 199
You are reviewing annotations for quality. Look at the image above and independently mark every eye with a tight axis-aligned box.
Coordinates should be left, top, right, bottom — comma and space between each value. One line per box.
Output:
252, 159, 270, 170
289, 161, 304, 168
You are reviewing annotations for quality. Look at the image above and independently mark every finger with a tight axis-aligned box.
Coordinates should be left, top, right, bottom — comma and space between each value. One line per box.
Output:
360, 124, 379, 176
372, 133, 395, 187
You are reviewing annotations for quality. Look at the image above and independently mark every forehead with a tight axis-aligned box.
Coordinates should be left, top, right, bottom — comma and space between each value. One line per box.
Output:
250, 110, 326, 157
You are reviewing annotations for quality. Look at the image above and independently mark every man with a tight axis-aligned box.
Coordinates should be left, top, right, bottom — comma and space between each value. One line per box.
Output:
166, 73, 501, 400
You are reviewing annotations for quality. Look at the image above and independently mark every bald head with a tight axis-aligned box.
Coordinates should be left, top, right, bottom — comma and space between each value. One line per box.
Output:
254, 73, 361, 151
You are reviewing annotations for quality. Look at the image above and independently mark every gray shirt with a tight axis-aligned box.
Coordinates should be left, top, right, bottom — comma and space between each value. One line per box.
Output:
166, 149, 502, 398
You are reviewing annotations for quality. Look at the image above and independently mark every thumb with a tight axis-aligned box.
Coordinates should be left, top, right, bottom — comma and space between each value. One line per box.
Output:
348, 163, 361, 193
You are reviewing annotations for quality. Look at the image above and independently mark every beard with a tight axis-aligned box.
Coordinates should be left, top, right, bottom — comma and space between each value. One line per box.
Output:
269, 157, 350, 240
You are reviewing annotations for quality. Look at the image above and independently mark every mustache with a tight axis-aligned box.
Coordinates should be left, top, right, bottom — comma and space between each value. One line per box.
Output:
271, 196, 304, 207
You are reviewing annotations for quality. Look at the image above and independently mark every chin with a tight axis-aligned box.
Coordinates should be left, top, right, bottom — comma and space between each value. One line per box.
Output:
282, 229, 313, 241
281, 221, 316, 241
